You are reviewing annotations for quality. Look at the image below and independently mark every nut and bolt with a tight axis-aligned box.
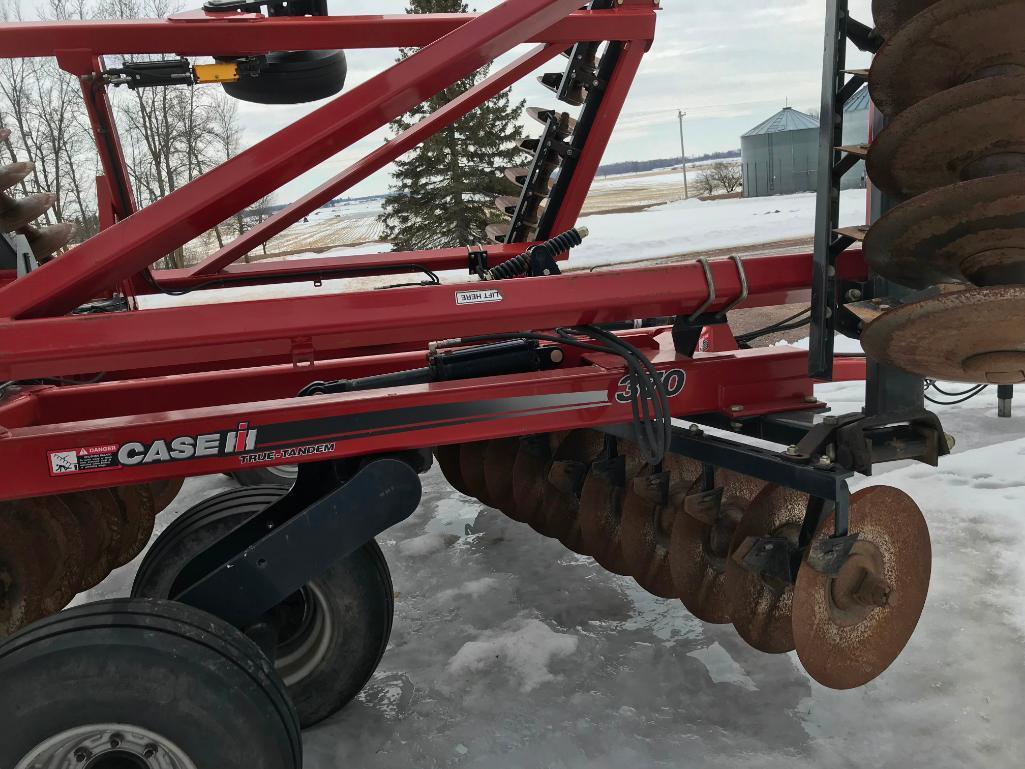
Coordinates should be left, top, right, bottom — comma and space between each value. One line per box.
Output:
144, 744, 159, 759
818, 455, 832, 467
786, 445, 800, 456
823, 415, 838, 425
74, 749, 91, 763
729, 405, 744, 413
109, 733, 124, 749
845, 288, 863, 302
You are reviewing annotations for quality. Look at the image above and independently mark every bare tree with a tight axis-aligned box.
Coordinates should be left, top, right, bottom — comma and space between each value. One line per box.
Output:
696, 169, 718, 197
709, 160, 743, 194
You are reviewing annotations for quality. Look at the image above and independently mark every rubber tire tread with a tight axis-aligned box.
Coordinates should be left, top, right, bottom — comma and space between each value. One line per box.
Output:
0, 597, 301, 769
131, 485, 394, 728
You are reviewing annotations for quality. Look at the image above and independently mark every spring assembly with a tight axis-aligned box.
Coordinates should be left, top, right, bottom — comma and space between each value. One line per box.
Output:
483, 226, 589, 280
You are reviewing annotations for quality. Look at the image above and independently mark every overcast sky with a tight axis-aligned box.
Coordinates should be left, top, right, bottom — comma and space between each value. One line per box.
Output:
233, 0, 874, 202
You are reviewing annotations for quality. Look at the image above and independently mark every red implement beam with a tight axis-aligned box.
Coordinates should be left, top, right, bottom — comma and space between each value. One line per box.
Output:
190, 43, 561, 276
0, 342, 814, 501
0, 250, 867, 381
150, 244, 529, 292
0, 0, 588, 320
0, 11, 656, 59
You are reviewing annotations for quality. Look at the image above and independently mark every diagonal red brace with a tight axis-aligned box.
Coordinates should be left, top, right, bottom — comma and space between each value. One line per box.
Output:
0, 0, 586, 320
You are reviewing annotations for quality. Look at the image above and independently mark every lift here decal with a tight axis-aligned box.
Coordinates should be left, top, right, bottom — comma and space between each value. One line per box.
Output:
47, 422, 259, 476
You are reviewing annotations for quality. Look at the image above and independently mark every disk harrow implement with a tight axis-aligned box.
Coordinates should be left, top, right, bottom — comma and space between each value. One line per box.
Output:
436, 430, 929, 685
0, 0, 1002, 762
857, 0, 1025, 384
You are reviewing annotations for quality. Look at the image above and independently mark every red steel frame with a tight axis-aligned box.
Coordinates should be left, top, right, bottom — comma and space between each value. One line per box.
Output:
0, 1, 868, 502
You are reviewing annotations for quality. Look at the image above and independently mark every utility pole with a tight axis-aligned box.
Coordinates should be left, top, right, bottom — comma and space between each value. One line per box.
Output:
678, 109, 689, 199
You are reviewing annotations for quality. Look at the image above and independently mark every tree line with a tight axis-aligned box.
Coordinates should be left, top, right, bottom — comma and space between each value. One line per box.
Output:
0, 0, 272, 267
597, 149, 740, 178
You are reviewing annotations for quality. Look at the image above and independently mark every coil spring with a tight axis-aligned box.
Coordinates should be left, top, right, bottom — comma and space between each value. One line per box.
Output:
486, 227, 588, 280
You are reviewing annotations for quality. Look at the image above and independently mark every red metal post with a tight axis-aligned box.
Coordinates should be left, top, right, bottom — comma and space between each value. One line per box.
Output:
0, 0, 591, 320
188, 44, 562, 276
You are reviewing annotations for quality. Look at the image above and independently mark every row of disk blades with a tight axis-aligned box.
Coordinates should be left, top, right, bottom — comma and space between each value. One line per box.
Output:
0, 479, 183, 638
485, 33, 604, 245
435, 429, 932, 690
857, 0, 1025, 385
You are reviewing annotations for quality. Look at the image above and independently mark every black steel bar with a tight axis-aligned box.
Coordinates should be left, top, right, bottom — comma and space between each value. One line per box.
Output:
600, 422, 854, 501
173, 458, 422, 628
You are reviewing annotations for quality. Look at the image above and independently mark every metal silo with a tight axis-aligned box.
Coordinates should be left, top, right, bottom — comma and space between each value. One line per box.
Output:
740, 107, 820, 198
841, 85, 871, 189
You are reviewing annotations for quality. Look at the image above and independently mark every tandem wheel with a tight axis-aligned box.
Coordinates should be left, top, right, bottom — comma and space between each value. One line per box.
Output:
131, 485, 395, 728
0, 598, 301, 769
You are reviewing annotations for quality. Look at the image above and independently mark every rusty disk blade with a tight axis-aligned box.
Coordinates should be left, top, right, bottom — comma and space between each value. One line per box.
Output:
59, 491, 119, 592
486, 222, 511, 244
670, 469, 767, 625
112, 485, 157, 567
618, 473, 677, 598
483, 437, 521, 515
0, 504, 50, 638
725, 484, 809, 654
459, 440, 494, 507
435, 444, 472, 496
25, 221, 75, 261
864, 172, 1025, 288
871, 0, 1025, 117
793, 486, 931, 689
526, 106, 577, 137
149, 478, 185, 514
536, 430, 607, 542
0, 191, 56, 231
0, 160, 33, 193
871, 0, 939, 40
861, 286, 1025, 384
577, 456, 631, 575
509, 433, 563, 528
867, 75, 1025, 197
16, 496, 83, 616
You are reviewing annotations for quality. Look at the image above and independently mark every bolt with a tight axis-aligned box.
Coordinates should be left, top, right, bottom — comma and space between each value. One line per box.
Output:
805, 396, 818, 404
786, 445, 800, 456
846, 288, 863, 302
823, 415, 838, 425
144, 744, 159, 759
818, 455, 832, 467
945, 433, 957, 451
687, 423, 702, 435
74, 749, 90, 763
729, 405, 744, 413
110, 733, 124, 749
730, 421, 742, 432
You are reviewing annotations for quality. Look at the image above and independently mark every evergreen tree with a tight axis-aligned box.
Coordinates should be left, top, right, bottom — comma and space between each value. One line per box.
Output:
380, 0, 527, 251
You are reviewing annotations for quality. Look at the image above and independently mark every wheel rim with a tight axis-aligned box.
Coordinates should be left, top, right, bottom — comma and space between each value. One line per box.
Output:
266, 465, 298, 481
17, 724, 197, 769
273, 582, 335, 687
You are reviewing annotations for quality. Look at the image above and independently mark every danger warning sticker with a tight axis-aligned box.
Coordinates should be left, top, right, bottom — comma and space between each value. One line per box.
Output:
48, 444, 121, 476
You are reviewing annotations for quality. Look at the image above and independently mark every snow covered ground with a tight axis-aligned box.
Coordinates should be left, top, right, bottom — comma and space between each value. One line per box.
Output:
140, 188, 865, 308
74, 374, 1025, 769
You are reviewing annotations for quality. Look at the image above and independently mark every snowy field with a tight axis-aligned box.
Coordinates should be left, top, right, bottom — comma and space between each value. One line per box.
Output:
75, 375, 1025, 769
141, 188, 864, 308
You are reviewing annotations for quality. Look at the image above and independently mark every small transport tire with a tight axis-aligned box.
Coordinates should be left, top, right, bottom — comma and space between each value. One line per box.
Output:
222, 50, 347, 104
131, 485, 394, 728
0, 598, 301, 769
231, 463, 298, 487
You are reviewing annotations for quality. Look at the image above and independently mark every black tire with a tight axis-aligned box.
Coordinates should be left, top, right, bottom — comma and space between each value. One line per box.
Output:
222, 50, 347, 104
0, 598, 301, 769
131, 485, 394, 728
231, 464, 298, 487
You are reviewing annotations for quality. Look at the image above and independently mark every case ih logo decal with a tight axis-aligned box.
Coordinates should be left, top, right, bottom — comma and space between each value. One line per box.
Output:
48, 423, 258, 476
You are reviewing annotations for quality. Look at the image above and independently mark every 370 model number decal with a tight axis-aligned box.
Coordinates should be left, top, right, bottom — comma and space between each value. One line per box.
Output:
614, 368, 687, 404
